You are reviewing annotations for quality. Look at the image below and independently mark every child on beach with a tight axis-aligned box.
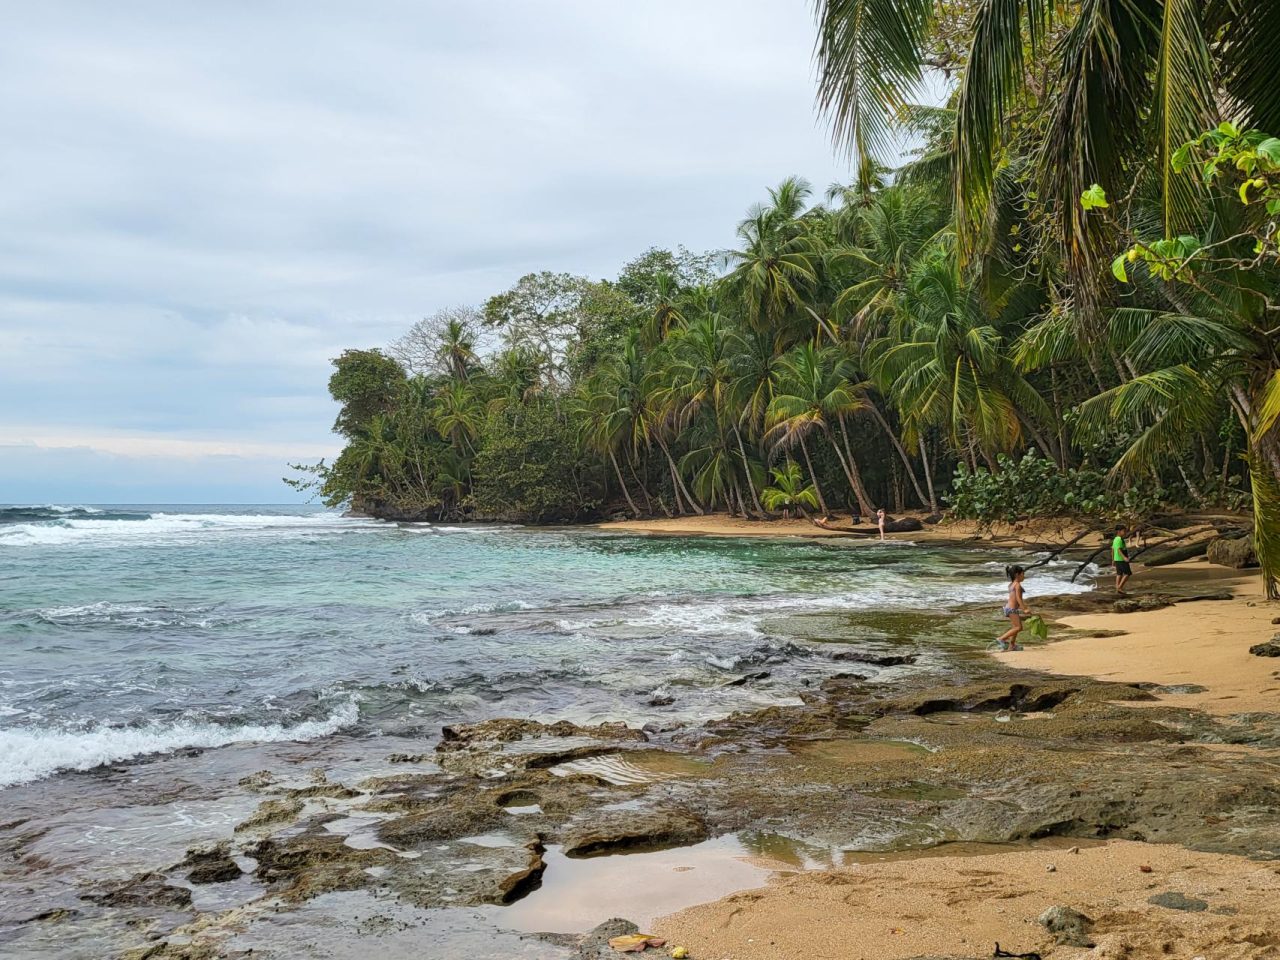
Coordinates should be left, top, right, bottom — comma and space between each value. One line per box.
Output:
1112, 524, 1133, 594
997, 565, 1032, 651
876, 508, 886, 540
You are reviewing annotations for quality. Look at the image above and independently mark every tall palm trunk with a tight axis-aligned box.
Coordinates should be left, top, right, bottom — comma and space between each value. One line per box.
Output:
656, 434, 703, 515
608, 449, 641, 518
918, 436, 939, 514
625, 454, 655, 513
732, 424, 766, 518
865, 404, 928, 508
798, 436, 831, 515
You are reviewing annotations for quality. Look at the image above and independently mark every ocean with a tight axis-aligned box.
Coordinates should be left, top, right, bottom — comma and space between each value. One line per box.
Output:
0, 504, 1092, 791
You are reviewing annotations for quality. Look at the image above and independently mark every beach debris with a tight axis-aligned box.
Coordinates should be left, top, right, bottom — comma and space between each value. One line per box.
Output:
1139, 864, 1153, 873
1045, 863, 1056, 872
670, 948, 689, 959
1067, 846, 1080, 854
1023, 615, 1049, 641
993, 944, 1042, 959
1147, 891, 1208, 912
608, 933, 667, 952
1037, 905, 1093, 947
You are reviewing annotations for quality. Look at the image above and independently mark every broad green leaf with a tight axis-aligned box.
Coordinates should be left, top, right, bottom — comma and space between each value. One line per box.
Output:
1175, 235, 1201, 256
1111, 254, 1129, 283
1170, 142, 1192, 172
1218, 121, 1240, 138
1240, 179, 1255, 204
1266, 197, 1280, 215
1257, 138, 1280, 165
1080, 184, 1108, 210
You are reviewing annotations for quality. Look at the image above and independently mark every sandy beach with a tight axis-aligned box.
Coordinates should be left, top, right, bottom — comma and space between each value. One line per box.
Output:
594, 512, 1102, 547
999, 559, 1279, 715
649, 557, 1280, 959
655, 839, 1280, 960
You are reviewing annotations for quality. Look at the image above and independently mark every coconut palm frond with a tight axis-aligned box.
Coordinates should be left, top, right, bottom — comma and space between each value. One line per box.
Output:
813, 0, 935, 190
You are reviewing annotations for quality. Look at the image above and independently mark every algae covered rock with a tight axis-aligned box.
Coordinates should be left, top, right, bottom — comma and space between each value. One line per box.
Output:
561, 809, 708, 857
1249, 638, 1280, 657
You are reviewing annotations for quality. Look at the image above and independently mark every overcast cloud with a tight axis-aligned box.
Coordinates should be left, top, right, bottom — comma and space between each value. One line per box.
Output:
0, 1, 861, 503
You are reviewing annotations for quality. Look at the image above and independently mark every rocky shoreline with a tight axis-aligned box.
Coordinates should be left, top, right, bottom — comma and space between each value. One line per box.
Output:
3, 573, 1279, 959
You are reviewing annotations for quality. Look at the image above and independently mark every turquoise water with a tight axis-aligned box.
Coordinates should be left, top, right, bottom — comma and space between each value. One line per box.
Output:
0, 504, 1090, 789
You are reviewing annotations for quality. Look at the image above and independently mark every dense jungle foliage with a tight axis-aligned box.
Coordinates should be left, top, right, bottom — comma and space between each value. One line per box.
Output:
291, 0, 1280, 597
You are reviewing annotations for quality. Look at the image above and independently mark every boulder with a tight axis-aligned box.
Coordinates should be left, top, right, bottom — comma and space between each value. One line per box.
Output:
1038, 905, 1094, 947
1249, 639, 1280, 658
1206, 535, 1257, 568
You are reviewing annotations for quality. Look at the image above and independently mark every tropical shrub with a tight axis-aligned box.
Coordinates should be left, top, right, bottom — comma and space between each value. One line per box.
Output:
946, 451, 1165, 526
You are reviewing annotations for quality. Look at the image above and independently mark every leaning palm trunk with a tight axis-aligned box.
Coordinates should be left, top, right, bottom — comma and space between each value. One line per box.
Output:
834, 416, 876, 516
865, 404, 928, 508
608, 449, 642, 518
732, 424, 766, 518
798, 436, 831, 515
918, 436, 939, 514
656, 434, 703, 515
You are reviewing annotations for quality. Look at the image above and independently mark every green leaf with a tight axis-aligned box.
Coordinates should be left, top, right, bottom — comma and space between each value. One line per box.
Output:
1080, 183, 1109, 210
1266, 197, 1280, 215
1175, 235, 1201, 257
1257, 138, 1280, 165
1218, 121, 1240, 138
1111, 254, 1129, 283
1240, 179, 1255, 204
1170, 142, 1192, 172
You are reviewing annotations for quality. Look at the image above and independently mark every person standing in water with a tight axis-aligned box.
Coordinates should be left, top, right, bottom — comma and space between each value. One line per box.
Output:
997, 565, 1032, 651
876, 508, 886, 540
1112, 524, 1133, 594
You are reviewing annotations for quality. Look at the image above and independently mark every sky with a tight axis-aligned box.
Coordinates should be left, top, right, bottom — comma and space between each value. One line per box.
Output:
0, 1, 862, 504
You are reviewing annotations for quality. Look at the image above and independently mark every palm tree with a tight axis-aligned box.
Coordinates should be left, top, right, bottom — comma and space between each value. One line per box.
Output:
761, 461, 820, 518
431, 380, 483, 456
870, 252, 1051, 467
579, 330, 649, 518
765, 341, 876, 516
813, 0, 1280, 264
724, 178, 823, 342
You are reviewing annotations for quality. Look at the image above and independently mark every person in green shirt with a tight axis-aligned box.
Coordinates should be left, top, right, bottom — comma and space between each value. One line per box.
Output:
1112, 524, 1133, 594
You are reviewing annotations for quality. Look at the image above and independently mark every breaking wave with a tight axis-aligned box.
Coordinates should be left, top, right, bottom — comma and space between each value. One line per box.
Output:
0, 700, 360, 788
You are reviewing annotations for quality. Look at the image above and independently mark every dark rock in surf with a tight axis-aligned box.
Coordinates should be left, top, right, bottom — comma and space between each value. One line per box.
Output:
830, 651, 917, 667
82, 872, 193, 909
180, 842, 243, 884
723, 671, 771, 687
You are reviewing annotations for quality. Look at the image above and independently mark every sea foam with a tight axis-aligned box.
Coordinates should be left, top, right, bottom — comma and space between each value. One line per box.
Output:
0, 700, 359, 788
